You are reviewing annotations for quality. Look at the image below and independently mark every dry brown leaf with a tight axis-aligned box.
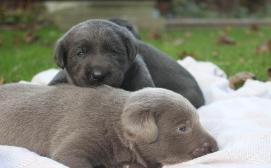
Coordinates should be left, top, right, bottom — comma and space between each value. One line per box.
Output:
212, 51, 220, 57
223, 26, 232, 34
245, 29, 252, 35
184, 31, 192, 38
177, 51, 195, 59
239, 57, 245, 64
267, 68, 271, 81
0, 77, 5, 84
173, 38, 184, 46
258, 32, 264, 37
149, 31, 162, 40
256, 40, 271, 54
217, 35, 236, 45
229, 72, 256, 89
23, 31, 38, 43
0, 37, 2, 47
13, 36, 21, 45
249, 24, 260, 32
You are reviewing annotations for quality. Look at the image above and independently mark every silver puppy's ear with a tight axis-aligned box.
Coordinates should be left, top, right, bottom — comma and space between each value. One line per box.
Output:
54, 38, 66, 69
121, 96, 158, 144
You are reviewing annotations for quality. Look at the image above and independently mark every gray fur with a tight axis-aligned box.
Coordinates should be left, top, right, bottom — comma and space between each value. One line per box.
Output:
0, 84, 218, 168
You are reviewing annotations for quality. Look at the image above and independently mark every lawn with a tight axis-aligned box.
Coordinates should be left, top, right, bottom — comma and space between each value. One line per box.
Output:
0, 25, 270, 83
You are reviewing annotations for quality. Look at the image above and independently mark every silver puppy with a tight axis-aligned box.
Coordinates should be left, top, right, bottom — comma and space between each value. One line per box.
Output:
0, 84, 218, 168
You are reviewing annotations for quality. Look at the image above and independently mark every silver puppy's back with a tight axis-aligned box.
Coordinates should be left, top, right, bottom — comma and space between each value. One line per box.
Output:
0, 83, 127, 156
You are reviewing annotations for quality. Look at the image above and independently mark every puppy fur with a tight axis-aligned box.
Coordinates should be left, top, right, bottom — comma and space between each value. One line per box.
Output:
49, 19, 204, 108
49, 20, 154, 91
0, 84, 218, 168
109, 18, 205, 108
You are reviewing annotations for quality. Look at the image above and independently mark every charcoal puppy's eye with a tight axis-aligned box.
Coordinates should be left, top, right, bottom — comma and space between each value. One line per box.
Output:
76, 48, 86, 57
77, 51, 84, 57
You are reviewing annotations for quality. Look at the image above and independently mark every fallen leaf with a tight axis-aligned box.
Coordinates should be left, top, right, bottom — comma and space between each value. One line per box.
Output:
23, 31, 38, 43
239, 57, 245, 64
267, 67, 271, 81
229, 72, 256, 89
0, 77, 4, 84
249, 24, 260, 32
217, 35, 236, 45
212, 51, 220, 57
13, 36, 21, 45
258, 32, 264, 37
177, 51, 195, 59
184, 31, 192, 38
223, 26, 232, 34
0, 37, 2, 47
173, 38, 184, 46
256, 40, 271, 54
245, 29, 252, 35
149, 31, 161, 40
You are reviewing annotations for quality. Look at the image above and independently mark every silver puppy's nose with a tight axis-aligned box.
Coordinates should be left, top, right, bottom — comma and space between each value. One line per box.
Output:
192, 141, 218, 158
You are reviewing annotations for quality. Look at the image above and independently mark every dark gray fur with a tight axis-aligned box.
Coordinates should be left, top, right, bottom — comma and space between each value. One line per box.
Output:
0, 84, 218, 168
49, 20, 154, 91
49, 19, 204, 108
109, 18, 205, 108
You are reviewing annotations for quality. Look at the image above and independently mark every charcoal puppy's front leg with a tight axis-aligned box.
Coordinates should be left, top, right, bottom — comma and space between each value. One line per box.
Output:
122, 55, 155, 91
49, 70, 68, 85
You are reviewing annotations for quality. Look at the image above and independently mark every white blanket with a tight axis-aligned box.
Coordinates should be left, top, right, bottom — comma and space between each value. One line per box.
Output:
165, 97, 271, 168
3, 56, 271, 168
0, 146, 67, 168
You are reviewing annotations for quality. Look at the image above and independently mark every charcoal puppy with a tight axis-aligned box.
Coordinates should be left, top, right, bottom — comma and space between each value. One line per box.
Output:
49, 20, 154, 91
0, 84, 218, 168
109, 18, 205, 108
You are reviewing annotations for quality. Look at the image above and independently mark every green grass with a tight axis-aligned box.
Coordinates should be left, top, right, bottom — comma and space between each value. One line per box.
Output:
141, 27, 271, 81
0, 25, 270, 83
0, 26, 62, 82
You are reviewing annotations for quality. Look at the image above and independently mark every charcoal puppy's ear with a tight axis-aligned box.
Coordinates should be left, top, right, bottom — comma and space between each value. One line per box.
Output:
109, 18, 141, 39
121, 93, 159, 144
54, 38, 66, 69
121, 30, 138, 63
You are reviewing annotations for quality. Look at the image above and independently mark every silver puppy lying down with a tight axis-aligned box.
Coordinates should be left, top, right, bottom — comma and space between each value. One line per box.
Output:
0, 84, 218, 168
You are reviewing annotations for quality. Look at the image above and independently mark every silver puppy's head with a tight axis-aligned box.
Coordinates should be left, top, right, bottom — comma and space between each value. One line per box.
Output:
121, 88, 218, 167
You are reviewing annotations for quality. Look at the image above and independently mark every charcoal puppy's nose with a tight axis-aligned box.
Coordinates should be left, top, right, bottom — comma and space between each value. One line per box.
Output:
90, 69, 106, 81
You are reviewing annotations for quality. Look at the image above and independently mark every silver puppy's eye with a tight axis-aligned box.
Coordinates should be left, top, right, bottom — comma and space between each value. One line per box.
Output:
176, 125, 188, 134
